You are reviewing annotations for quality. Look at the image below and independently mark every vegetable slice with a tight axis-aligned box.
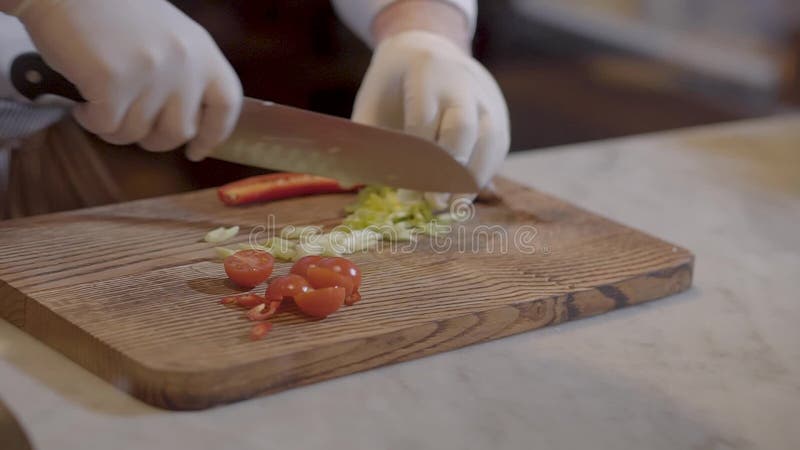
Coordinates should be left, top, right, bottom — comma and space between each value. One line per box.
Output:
294, 287, 346, 318
292, 240, 326, 260
306, 266, 355, 297
220, 293, 266, 308
261, 237, 297, 261
218, 173, 358, 206
318, 257, 362, 290
247, 301, 281, 321
214, 247, 237, 259
266, 274, 313, 302
290, 255, 324, 278
342, 186, 453, 240
250, 322, 273, 340
281, 225, 322, 240
204, 226, 239, 243
263, 245, 295, 261
224, 250, 275, 288
345, 290, 362, 306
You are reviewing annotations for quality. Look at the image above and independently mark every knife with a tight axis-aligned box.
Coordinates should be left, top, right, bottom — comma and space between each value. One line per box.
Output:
10, 53, 479, 193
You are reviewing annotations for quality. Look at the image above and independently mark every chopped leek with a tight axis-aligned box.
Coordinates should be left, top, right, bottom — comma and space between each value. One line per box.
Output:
280, 225, 322, 239
263, 244, 296, 261
214, 247, 237, 259
262, 237, 297, 261
211, 187, 455, 262
204, 226, 239, 243
263, 236, 296, 249
293, 240, 326, 260
342, 186, 453, 240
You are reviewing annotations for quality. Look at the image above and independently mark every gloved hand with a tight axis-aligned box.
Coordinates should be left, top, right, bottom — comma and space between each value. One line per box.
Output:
12, 0, 242, 160
352, 30, 510, 199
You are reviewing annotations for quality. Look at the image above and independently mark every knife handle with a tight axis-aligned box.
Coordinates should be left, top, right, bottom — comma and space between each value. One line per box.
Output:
10, 52, 85, 102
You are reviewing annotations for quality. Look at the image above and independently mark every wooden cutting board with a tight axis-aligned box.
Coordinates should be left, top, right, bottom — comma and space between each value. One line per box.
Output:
0, 178, 693, 409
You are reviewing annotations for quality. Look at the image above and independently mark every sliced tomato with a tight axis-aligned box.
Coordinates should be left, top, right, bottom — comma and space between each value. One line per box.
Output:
294, 287, 345, 318
250, 322, 273, 340
224, 249, 275, 288
220, 293, 266, 308
318, 257, 362, 290
290, 255, 324, 278
218, 173, 359, 206
265, 274, 313, 302
306, 266, 354, 297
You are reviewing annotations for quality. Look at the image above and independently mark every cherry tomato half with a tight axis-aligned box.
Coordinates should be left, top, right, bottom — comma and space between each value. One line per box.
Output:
306, 266, 354, 297
224, 250, 275, 288
318, 257, 361, 290
294, 287, 345, 318
265, 274, 313, 302
290, 255, 324, 278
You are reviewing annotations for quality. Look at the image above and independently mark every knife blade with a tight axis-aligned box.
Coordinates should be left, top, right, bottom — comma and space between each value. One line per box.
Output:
10, 52, 479, 193
214, 98, 478, 192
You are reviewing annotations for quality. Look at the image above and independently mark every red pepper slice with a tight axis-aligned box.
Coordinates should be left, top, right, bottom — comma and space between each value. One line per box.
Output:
345, 290, 361, 306
220, 296, 239, 306
247, 301, 281, 321
220, 293, 266, 308
218, 173, 359, 206
250, 322, 273, 340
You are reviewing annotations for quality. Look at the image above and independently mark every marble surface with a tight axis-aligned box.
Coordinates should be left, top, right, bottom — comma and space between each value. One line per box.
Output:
1, 116, 799, 450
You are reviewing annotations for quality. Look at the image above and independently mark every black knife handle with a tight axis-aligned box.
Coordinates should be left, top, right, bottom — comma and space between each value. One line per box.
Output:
10, 52, 85, 102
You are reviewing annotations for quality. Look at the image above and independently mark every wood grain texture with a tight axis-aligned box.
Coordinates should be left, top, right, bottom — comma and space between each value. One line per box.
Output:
0, 178, 693, 409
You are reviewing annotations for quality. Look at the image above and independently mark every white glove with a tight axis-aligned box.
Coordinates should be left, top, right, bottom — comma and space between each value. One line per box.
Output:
352, 30, 510, 194
13, 0, 242, 160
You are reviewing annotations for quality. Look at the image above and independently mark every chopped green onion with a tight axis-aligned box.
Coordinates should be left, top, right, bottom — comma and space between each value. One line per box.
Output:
280, 225, 322, 239
214, 247, 237, 259
266, 245, 296, 261
204, 226, 239, 243
293, 241, 325, 261
261, 237, 297, 261
342, 186, 451, 240
264, 236, 295, 249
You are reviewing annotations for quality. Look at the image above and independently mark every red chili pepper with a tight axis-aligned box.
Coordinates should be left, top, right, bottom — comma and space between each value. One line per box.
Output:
250, 322, 273, 340
247, 300, 281, 321
220, 295, 239, 306
218, 173, 359, 206
220, 293, 266, 308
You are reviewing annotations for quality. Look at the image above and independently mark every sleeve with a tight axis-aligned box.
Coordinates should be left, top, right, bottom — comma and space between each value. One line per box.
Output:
331, 0, 477, 47
0, 13, 36, 101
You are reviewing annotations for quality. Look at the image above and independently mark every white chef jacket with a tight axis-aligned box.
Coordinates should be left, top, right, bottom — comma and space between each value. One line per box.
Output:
0, 13, 34, 102
331, 0, 477, 46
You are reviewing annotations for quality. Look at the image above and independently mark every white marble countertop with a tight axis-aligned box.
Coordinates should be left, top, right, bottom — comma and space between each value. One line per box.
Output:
1, 116, 799, 450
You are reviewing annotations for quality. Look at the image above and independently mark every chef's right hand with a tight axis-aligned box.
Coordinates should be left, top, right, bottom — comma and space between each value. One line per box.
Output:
10, 0, 242, 161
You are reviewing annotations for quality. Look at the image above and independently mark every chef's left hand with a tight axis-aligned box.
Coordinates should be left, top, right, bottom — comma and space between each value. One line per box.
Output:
351, 17, 510, 195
